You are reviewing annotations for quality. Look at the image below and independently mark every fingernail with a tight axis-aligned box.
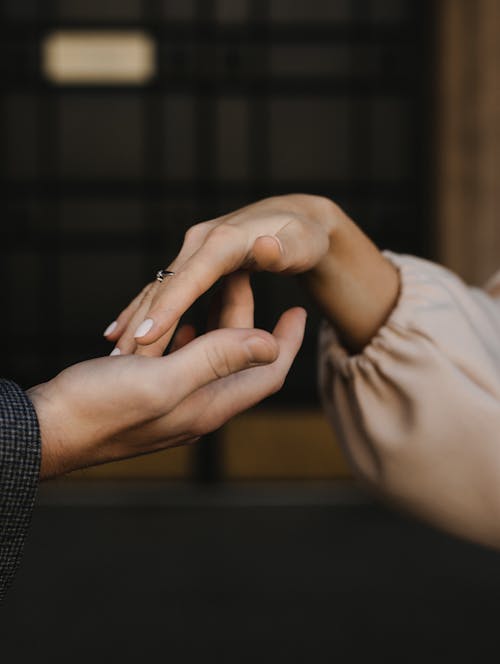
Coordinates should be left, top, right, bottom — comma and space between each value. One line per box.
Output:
103, 321, 117, 337
245, 336, 277, 364
110, 348, 121, 356
134, 318, 154, 339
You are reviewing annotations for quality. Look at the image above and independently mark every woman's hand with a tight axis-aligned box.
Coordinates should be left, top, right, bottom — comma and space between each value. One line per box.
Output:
29, 274, 306, 479
105, 194, 400, 356
105, 194, 336, 357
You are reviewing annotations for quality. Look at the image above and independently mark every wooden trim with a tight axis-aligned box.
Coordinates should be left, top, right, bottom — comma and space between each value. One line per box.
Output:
70, 445, 194, 480
436, 0, 500, 284
221, 410, 350, 480
68, 409, 349, 480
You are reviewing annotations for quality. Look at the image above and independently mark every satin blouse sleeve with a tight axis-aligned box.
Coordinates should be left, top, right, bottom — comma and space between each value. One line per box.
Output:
318, 251, 500, 547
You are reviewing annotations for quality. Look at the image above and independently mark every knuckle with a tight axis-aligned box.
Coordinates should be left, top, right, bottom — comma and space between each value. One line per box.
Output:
208, 223, 242, 245
184, 222, 209, 246
137, 379, 162, 411
204, 342, 236, 380
134, 370, 173, 414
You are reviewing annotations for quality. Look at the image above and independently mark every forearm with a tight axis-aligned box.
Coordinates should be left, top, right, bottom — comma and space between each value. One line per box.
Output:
303, 198, 400, 353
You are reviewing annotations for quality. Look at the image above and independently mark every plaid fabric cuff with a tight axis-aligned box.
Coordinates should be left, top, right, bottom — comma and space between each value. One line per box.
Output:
0, 380, 41, 602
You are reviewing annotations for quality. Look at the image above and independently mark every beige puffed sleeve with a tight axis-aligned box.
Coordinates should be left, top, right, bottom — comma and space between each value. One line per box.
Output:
319, 251, 500, 548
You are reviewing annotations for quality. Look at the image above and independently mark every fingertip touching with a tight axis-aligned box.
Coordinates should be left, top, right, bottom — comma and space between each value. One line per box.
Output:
253, 235, 284, 269
245, 332, 279, 365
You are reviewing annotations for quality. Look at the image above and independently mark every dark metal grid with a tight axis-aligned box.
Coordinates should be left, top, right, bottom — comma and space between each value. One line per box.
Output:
1, 0, 434, 478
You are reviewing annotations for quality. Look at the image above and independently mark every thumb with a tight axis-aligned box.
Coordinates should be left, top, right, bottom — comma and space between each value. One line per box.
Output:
253, 219, 329, 274
159, 327, 279, 408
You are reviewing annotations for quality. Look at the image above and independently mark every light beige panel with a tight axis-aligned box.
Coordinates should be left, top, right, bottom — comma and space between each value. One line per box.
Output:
42, 31, 156, 85
436, 0, 500, 284
69, 411, 349, 480
221, 410, 351, 479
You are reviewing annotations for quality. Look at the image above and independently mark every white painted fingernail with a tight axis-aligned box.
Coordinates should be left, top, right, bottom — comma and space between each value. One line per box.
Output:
110, 348, 121, 356
134, 318, 154, 338
104, 321, 117, 337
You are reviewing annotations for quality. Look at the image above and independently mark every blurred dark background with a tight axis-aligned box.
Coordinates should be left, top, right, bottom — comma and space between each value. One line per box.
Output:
0, 0, 433, 480
3, 0, 500, 661
0, 0, 431, 401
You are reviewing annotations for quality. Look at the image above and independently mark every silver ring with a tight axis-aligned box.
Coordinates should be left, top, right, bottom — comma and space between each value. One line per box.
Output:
156, 269, 176, 283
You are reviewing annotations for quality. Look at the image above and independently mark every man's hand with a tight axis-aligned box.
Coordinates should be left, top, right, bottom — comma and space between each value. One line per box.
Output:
29, 274, 306, 479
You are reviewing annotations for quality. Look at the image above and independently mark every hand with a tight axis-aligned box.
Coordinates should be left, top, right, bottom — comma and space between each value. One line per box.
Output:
106, 193, 399, 355
105, 194, 338, 357
29, 273, 306, 479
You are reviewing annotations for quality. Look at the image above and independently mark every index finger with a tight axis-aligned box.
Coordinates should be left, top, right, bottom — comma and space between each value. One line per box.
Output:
134, 226, 251, 345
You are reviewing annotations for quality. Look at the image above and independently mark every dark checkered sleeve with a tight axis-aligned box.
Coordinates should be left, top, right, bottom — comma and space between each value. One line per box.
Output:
0, 380, 41, 602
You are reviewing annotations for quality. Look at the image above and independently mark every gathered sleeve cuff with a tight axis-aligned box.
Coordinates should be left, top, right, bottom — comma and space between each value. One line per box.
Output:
319, 252, 500, 546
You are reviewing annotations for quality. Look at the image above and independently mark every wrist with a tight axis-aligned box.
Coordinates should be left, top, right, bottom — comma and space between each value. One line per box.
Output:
307, 199, 351, 281
279, 193, 341, 236
27, 383, 67, 480
303, 208, 400, 352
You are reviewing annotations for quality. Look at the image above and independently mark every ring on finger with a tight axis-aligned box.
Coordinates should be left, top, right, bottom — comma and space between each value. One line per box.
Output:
156, 269, 176, 283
